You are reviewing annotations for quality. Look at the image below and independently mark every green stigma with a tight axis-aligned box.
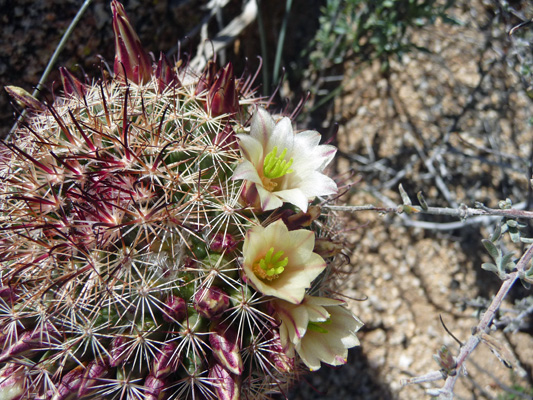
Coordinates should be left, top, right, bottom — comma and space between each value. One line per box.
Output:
253, 247, 289, 281
307, 318, 332, 334
263, 146, 294, 179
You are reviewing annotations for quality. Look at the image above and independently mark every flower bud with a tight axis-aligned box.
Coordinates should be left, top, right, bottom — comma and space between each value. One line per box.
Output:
209, 322, 243, 375
208, 362, 240, 400
78, 361, 109, 397
155, 52, 180, 93
195, 60, 217, 95
210, 233, 238, 254
214, 124, 238, 150
111, 0, 152, 84
0, 324, 59, 363
268, 331, 294, 373
109, 335, 129, 367
59, 67, 86, 98
313, 237, 344, 258
152, 342, 180, 379
0, 364, 25, 400
162, 295, 188, 323
5, 86, 44, 112
53, 365, 84, 400
144, 374, 167, 400
193, 286, 229, 319
206, 63, 239, 116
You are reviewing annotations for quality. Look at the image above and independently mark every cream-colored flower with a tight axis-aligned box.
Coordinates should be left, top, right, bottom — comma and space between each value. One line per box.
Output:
241, 219, 326, 304
273, 295, 363, 371
233, 107, 337, 212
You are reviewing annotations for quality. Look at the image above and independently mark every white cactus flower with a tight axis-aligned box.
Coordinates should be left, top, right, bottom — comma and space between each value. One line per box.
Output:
233, 107, 338, 211
273, 295, 363, 371
242, 219, 326, 304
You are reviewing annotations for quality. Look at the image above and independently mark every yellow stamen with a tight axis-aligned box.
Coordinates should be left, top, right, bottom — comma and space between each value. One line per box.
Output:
252, 247, 288, 281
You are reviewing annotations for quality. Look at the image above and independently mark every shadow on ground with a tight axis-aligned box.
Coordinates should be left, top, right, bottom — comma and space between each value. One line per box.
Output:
287, 347, 396, 400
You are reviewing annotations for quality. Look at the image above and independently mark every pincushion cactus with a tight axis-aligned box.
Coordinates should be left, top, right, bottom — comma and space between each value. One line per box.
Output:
0, 1, 362, 399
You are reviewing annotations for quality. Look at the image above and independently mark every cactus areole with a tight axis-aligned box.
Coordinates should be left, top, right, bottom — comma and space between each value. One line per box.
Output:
0, 1, 362, 399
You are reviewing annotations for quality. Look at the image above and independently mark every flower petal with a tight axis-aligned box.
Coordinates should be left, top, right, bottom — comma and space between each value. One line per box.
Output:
250, 107, 275, 148
256, 185, 284, 211
236, 134, 264, 166
233, 161, 263, 185
274, 188, 310, 212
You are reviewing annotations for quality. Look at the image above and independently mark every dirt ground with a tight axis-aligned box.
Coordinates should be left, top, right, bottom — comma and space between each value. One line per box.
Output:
290, 1, 533, 399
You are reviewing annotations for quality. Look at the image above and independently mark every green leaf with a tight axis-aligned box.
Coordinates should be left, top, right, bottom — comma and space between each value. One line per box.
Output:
499, 253, 516, 271
482, 239, 500, 261
481, 262, 499, 274
490, 224, 502, 242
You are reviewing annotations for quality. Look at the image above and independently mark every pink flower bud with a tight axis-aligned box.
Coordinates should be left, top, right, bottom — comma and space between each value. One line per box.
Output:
111, 0, 153, 84
78, 361, 109, 397
195, 60, 217, 95
214, 124, 238, 150
59, 67, 86, 98
0, 364, 25, 400
5, 86, 44, 112
0, 324, 59, 363
210, 233, 237, 254
54, 365, 85, 400
193, 286, 229, 319
155, 52, 180, 93
152, 342, 180, 379
206, 63, 239, 116
162, 295, 187, 323
209, 322, 243, 375
109, 335, 129, 367
144, 374, 167, 400
268, 331, 294, 373
208, 363, 240, 400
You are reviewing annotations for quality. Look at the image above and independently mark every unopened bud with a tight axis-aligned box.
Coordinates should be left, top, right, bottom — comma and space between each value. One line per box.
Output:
144, 374, 167, 400
0, 324, 59, 363
5, 86, 44, 112
195, 60, 217, 95
208, 362, 240, 400
193, 286, 229, 319
162, 295, 188, 323
268, 331, 294, 373
53, 365, 85, 400
109, 335, 129, 367
59, 67, 86, 98
0, 364, 25, 400
313, 237, 344, 258
76, 360, 108, 397
152, 342, 180, 379
210, 233, 238, 253
155, 52, 180, 93
206, 63, 239, 116
209, 322, 243, 375
214, 124, 238, 150
111, 0, 153, 84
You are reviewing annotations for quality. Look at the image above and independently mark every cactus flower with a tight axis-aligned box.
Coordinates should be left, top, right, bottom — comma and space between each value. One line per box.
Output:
273, 295, 363, 371
233, 107, 338, 212
242, 219, 326, 304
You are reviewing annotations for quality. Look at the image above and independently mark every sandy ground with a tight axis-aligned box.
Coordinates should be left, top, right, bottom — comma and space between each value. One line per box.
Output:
290, 1, 533, 399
